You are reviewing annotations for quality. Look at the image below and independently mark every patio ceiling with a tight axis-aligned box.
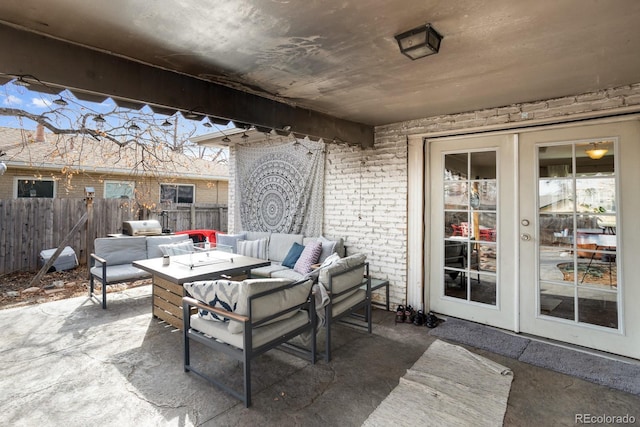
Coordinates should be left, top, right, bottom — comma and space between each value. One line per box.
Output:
1, 1, 640, 148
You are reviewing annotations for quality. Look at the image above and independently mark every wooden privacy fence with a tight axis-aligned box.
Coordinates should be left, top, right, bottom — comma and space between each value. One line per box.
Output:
0, 199, 228, 275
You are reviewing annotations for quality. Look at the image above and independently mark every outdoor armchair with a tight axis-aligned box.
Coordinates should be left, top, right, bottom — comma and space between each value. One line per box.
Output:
182, 277, 316, 407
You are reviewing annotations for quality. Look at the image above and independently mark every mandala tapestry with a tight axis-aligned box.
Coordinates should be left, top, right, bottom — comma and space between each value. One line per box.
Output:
235, 139, 325, 236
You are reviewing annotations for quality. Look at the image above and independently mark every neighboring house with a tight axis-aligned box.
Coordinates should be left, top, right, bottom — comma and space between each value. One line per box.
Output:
0, 126, 229, 207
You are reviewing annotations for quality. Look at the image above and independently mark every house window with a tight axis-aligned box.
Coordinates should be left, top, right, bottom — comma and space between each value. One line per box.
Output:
161, 184, 194, 203
104, 181, 135, 199
16, 178, 55, 198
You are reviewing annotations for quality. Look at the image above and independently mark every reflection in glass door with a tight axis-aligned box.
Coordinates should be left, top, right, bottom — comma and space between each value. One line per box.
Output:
537, 140, 619, 329
443, 150, 497, 305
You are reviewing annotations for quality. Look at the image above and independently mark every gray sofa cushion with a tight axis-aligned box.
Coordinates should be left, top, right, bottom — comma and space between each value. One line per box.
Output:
90, 264, 150, 283
271, 269, 305, 281
146, 234, 190, 258
250, 263, 289, 278
268, 233, 304, 262
93, 236, 148, 266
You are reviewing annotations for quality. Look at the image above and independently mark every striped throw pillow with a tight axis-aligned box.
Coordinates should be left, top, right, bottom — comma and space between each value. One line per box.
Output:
237, 238, 268, 259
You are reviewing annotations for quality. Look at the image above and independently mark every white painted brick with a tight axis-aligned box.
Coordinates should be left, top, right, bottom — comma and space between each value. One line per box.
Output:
521, 101, 548, 112
625, 94, 640, 106
475, 108, 498, 119
547, 97, 576, 108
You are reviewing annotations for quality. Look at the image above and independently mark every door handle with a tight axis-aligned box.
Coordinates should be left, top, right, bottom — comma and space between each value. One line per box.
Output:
521, 233, 531, 241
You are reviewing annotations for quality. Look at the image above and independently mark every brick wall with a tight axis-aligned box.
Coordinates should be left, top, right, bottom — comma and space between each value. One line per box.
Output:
323, 141, 408, 307
376, 83, 640, 137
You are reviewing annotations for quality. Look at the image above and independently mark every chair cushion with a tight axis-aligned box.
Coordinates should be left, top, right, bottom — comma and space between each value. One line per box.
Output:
191, 310, 309, 349
294, 241, 322, 274
183, 280, 241, 322
228, 278, 312, 334
282, 242, 305, 268
318, 253, 366, 302
329, 289, 367, 317
268, 233, 304, 262
237, 238, 268, 260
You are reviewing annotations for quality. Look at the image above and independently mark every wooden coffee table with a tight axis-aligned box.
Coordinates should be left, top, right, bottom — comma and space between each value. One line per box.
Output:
133, 251, 270, 329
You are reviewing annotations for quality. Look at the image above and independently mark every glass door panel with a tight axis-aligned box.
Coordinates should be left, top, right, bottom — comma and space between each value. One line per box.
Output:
537, 141, 618, 328
443, 150, 497, 305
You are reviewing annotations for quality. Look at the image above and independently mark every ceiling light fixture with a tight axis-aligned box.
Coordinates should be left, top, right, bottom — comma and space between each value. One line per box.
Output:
203, 121, 212, 128
93, 114, 106, 123
395, 23, 443, 60
161, 119, 172, 127
221, 136, 231, 143
128, 122, 141, 132
53, 97, 68, 106
585, 142, 609, 160
241, 132, 249, 140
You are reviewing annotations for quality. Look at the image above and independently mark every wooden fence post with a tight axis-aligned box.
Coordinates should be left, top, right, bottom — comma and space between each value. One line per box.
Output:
85, 188, 95, 278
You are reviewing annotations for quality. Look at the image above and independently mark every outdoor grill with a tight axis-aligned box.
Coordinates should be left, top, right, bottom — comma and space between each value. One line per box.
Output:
122, 220, 163, 236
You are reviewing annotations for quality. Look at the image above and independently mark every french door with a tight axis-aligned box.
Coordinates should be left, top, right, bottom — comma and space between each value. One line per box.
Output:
429, 134, 517, 331
428, 119, 640, 358
518, 119, 640, 358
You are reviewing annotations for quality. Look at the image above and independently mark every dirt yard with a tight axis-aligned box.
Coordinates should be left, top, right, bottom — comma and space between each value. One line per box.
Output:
0, 266, 150, 310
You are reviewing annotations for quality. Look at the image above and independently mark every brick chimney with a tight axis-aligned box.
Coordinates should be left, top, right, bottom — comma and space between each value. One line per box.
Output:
35, 124, 45, 142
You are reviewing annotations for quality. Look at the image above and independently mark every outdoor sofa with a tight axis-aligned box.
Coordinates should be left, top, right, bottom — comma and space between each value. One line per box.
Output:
89, 234, 191, 309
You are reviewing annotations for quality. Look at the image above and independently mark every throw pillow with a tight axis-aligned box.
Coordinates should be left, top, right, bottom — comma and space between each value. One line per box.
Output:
294, 241, 322, 274
159, 240, 195, 256
281, 242, 305, 268
317, 236, 338, 262
237, 238, 268, 259
183, 280, 241, 322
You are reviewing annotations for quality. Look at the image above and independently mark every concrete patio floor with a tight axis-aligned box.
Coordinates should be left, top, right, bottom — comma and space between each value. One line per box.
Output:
1, 285, 638, 426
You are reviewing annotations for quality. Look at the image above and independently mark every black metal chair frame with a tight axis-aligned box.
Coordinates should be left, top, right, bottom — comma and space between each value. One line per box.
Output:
182, 279, 316, 407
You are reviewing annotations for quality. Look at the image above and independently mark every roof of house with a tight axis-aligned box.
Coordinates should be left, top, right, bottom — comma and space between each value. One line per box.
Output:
0, 126, 228, 181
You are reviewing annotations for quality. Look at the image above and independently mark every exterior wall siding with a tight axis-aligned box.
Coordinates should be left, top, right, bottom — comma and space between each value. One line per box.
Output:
0, 167, 228, 205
